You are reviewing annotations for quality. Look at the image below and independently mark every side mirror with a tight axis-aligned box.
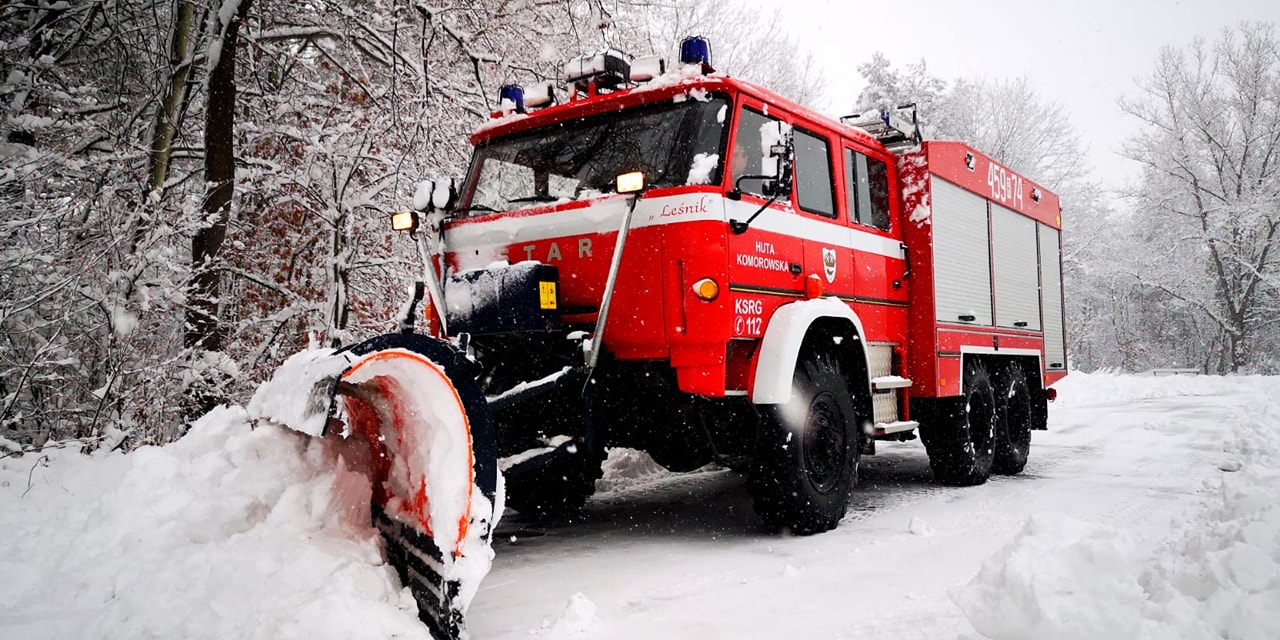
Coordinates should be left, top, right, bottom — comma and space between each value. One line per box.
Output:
758, 122, 793, 197
397, 177, 461, 233
413, 177, 459, 213
727, 123, 793, 234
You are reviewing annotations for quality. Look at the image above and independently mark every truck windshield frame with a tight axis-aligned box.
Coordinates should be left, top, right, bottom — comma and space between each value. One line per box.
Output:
459, 95, 730, 215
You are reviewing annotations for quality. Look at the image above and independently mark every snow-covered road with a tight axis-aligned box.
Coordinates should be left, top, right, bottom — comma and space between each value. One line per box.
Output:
3, 372, 1278, 639
471, 373, 1268, 639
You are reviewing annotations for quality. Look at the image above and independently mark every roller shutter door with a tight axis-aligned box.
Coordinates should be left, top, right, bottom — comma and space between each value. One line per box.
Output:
931, 177, 992, 326
1039, 225, 1066, 369
991, 204, 1041, 330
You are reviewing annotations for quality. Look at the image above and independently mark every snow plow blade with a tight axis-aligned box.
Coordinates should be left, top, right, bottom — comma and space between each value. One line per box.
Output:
249, 334, 498, 640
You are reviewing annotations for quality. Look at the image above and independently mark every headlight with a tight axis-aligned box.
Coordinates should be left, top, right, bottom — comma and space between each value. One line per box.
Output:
616, 171, 645, 194
391, 210, 417, 232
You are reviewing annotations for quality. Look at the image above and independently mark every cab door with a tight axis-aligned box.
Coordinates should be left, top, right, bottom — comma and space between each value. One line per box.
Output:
841, 143, 909, 342
724, 99, 805, 339
789, 126, 854, 299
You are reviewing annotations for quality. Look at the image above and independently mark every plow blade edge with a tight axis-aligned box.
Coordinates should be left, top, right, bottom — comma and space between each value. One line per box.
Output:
250, 334, 498, 640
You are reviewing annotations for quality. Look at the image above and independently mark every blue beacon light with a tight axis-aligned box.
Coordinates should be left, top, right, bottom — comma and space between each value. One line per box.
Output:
679, 36, 712, 67
498, 84, 525, 113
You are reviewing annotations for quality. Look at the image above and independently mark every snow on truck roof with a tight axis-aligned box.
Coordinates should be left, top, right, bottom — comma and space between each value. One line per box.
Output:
469, 72, 885, 153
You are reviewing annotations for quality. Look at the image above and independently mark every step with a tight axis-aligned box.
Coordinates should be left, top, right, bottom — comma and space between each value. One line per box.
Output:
872, 420, 919, 436
871, 376, 913, 392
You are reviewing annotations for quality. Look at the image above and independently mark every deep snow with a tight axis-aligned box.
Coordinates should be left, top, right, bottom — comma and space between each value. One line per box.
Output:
2, 373, 1278, 639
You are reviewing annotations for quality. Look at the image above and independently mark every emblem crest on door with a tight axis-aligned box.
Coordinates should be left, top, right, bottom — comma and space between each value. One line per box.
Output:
822, 247, 837, 283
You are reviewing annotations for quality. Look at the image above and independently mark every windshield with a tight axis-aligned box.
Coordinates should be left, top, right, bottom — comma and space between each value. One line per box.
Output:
459, 96, 729, 214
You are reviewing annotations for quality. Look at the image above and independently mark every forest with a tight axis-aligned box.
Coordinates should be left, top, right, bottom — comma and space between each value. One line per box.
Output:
2, 1, 1277, 449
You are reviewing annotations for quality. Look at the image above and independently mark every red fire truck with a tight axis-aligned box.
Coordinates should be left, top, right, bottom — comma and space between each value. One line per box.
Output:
430, 43, 1066, 518
255, 37, 1066, 639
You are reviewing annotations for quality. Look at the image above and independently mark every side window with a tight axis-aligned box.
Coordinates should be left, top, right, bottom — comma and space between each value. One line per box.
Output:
793, 128, 835, 217
730, 107, 780, 195
866, 156, 891, 229
845, 147, 891, 230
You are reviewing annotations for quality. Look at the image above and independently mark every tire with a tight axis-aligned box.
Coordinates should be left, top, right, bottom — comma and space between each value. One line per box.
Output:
503, 438, 605, 519
923, 360, 996, 486
748, 350, 859, 535
993, 364, 1032, 475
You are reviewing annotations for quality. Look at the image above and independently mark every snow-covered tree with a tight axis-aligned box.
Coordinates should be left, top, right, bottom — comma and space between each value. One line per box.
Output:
943, 77, 1090, 193
613, 0, 827, 107
855, 56, 1088, 192
1, 0, 199, 446
1120, 22, 1280, 373
855, 53, 1118, 372
0, 0, 827, 448
854, 53, 948, 129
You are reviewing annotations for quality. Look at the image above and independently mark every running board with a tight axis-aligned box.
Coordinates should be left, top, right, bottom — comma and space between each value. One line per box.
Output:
873, 420, 919, 436
871, 376, 913, 392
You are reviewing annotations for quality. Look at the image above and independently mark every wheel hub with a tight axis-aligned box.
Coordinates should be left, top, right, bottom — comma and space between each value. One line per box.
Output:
803, 392, 845, 493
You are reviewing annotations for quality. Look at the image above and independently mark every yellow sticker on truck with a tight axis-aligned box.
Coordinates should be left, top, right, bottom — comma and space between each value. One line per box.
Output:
539, 282, 557, 310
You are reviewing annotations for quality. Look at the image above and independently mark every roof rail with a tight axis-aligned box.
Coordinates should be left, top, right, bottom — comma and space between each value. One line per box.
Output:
841, 103, 921, 151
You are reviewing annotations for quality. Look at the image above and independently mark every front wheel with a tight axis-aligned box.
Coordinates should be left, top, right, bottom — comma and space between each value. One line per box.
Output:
748, 350, 859, 535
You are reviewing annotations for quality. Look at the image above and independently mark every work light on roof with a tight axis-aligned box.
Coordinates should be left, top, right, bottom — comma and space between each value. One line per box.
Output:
523, 82, 556, 109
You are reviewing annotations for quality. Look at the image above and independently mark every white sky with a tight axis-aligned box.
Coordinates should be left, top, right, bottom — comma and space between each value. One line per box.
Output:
773, 0, 1280, 200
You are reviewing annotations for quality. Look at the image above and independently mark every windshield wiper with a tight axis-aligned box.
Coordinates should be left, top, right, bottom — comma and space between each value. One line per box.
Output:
507, 195, 561, 203
453, 204, 499, 213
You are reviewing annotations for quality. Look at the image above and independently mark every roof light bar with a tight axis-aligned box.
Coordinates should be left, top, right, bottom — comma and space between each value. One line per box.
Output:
842, 103, 920, 150
629, 55, 666, 82
562, 49, 631, 88
523, 82, 556, 109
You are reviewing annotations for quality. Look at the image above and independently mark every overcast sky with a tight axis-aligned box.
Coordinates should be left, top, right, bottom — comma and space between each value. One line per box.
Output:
774, 0, 1280, 200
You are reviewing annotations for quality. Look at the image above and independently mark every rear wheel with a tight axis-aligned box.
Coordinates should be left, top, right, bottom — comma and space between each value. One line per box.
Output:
748, 350, 859, 535
992, 364, 1032, 474
922, 360, 996, 486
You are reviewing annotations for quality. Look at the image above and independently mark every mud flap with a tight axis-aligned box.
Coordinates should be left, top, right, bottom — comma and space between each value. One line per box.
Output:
250, 334, 498, 640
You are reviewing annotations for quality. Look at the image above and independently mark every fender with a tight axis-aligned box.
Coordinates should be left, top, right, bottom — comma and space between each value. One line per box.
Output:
751, 297, 872, 404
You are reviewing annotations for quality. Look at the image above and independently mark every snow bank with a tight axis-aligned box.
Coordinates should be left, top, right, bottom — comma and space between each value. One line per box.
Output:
1049, 369, 1214, 409
953, 374, 1280, 640
951, 513, 1146, 639
594, 447, 675, 494
0, 407, 429, 640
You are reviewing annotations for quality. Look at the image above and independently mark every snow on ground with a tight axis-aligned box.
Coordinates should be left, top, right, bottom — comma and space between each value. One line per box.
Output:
475, 372, 1280, 639
0, 407, 429, 640
952, 373, 1280, 640
2, 372, 1279, 639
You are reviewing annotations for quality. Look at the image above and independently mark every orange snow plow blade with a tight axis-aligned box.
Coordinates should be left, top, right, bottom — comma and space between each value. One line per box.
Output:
249, 334, 498, 640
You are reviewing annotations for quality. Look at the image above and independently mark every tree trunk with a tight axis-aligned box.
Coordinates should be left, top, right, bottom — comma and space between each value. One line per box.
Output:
141, 0, 196, 235
186, 0, 253, 416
